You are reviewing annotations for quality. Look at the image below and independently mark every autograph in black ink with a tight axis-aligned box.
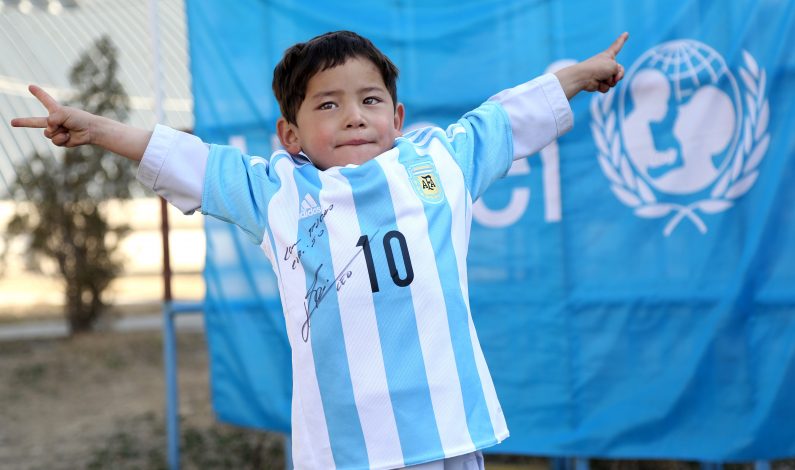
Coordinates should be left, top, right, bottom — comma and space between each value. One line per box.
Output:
300, 229, 380, 343
307, 204, 334, 247
283, 240, 304, 269
283, 204, 335, 269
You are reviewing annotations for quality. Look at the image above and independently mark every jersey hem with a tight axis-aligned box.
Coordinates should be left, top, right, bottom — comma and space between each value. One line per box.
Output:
358, 432, 510, 470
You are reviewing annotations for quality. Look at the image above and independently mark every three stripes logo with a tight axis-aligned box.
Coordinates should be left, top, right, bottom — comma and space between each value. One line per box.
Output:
299, 194, 323, 219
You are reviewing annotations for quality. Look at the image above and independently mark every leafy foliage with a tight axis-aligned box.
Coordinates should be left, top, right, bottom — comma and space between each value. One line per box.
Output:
4, 36, 137, 334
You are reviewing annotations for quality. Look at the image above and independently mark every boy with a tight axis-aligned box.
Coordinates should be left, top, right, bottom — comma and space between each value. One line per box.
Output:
13, 30, 627, 470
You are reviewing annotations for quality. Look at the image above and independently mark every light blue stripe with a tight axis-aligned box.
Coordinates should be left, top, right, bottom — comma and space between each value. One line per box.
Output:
294, 166, 368, 469
403, 126, 427, 141
341, 163, 445, 465
408, 126, 435, 147
397, 149, 497, 448
403, 129, 420, 140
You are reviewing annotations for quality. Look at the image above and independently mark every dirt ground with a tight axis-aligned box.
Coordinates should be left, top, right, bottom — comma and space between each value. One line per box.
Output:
0, 327, 787, 470
0, 329, 286, 469
0, 326, 551, 469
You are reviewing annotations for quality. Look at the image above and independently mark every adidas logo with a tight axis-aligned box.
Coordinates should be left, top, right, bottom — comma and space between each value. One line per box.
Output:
299, 194, 323, 219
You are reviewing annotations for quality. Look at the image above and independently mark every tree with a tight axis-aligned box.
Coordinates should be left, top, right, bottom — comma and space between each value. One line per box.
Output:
5, 36, 137, 334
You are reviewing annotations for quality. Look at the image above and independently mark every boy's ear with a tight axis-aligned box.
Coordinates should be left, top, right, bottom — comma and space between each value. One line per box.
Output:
393, 102, 405, 134
276, 117, 302, 154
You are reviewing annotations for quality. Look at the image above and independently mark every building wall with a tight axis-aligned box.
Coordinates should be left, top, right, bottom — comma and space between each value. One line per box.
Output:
0, 198, 204, 319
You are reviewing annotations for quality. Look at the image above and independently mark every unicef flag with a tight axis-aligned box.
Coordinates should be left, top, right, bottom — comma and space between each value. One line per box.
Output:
187, 0, 795, 460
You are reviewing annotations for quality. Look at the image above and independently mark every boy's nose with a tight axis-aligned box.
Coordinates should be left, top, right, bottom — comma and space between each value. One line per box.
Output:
345, 108, 366, 128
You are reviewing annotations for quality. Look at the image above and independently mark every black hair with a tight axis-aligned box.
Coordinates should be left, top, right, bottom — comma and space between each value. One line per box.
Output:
272, 30, 399, 124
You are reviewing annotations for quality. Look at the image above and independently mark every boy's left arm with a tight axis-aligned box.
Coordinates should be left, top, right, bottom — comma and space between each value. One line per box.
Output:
554, 32, 628, 100
488, 32, 628, 159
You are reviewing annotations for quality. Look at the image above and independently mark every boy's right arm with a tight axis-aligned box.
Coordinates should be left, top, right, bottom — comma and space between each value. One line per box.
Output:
12, 85, 204, 214
11, 85, 151, 162
13, 84, 269, 241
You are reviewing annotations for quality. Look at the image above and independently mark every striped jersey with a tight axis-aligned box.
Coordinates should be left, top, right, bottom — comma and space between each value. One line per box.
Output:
138, 73, 572, 469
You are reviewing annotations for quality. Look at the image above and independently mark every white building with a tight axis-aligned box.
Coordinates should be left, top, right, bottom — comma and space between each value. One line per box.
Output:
0, 0, 202, 318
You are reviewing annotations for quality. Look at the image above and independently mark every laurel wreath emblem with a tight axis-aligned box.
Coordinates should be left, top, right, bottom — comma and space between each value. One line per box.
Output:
590, 50, 770, 236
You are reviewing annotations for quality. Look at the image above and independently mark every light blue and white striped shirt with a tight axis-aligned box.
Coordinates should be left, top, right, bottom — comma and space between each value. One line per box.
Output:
138, 73, 572, 470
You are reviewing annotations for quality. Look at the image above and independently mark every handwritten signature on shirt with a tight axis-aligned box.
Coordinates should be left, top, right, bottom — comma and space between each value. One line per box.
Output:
300, 229, 379, 343
283, 204, 335, 270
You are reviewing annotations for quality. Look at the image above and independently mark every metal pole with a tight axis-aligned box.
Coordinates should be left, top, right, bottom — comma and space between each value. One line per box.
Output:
163, 303, 179, 469
148, 0, 165, 126
160, 197, 172, 301
146, 0, 178, 468
163, 301, 204, 470
284, 435, 292, 470
147, 0, 170, 304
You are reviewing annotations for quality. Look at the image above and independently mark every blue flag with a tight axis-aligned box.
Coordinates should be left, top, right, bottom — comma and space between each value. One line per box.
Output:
188, 0, 795, 460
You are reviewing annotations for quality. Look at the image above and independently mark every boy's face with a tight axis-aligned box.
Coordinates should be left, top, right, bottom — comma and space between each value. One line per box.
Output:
277, 57, 404, 170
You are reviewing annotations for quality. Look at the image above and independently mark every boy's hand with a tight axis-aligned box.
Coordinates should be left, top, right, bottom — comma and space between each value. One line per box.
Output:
555, 32, 629, 99
11, 85, 94, 147
11, 84, 151, 162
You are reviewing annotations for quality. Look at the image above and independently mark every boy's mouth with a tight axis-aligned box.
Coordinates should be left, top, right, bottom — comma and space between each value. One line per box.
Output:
337, 139, 371, 147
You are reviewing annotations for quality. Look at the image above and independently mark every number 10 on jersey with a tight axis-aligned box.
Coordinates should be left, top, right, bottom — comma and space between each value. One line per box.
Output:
356, 231, 414, 293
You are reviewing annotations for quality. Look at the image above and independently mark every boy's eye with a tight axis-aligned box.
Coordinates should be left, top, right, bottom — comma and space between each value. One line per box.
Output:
318, 102, 337, 110
363, 96, 382, 105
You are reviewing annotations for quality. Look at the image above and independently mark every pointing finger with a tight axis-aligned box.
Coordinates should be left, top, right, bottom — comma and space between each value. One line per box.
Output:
10, 117, 48, 128
614, 64, 625, 83
28, 85, 61, 113
607, 32, 629, 57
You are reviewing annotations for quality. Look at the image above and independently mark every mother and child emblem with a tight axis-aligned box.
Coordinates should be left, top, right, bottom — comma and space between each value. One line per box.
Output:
592, 40, 770, 236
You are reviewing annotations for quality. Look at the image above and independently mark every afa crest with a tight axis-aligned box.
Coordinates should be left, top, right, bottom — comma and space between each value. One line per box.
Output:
407, 161, 444, 204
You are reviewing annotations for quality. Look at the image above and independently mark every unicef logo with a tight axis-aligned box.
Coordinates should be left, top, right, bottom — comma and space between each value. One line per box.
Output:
591, 40, 770, 236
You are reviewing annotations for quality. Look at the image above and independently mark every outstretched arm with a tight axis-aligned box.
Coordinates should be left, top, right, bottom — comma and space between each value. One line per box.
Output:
555, 32, 629, 100
486, 32, 628, 160
10, 85, 152, 162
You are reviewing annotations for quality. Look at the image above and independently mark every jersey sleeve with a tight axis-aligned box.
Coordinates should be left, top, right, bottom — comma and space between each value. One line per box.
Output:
137, 124, 275, 244
137, 124, 207, 214
445, 101, 514, 201
490, 73, 573, 159
446, 73, 573, 201
200, 144, 275, 244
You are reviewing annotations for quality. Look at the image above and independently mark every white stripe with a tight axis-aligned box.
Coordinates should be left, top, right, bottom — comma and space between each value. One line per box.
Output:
402, 127, 442, 149
376, 151, 475, 457
447, 124, 467, 140
269, 158, 336, 470
319, 169, 405, 468
259, 227, 274, 263
406, 130, 445, 157
428, 141, 507, 438
467, 313, 508, 441
414, 127, 442, 148
250, 156, 268, 167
